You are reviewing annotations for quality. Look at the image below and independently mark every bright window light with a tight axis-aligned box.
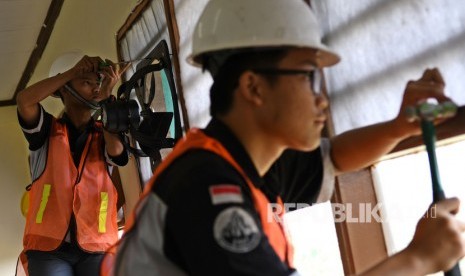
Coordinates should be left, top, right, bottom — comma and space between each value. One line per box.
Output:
284, 201, 345, 276
374, 138, 465, 276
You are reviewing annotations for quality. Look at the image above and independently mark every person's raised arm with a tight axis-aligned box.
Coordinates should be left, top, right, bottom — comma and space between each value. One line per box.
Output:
16, 70, 72, 126
330, 68, 451, 173
97, 59, 127, 157
360, 197, 465, 276
16, 55, 101, 126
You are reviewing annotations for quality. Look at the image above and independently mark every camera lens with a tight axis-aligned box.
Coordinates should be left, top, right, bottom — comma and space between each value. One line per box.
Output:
101, 100, 140, 133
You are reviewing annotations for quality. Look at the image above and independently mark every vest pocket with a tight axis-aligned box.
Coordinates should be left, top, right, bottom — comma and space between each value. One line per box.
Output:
35, 184, 51, 223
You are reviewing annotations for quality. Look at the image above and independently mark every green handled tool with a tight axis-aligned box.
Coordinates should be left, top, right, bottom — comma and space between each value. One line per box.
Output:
407, 101, 460, 276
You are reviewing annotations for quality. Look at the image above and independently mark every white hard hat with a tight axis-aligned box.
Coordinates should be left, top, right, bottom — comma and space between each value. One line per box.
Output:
48, 51, 83, 98
49, 50, 83, 77
188, 0, 340, 68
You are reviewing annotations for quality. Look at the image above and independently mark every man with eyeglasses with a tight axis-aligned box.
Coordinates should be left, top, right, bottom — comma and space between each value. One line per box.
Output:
108, 0, 465, 275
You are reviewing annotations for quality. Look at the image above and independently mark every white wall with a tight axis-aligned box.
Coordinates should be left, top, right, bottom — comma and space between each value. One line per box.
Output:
174, 0, 212, 128
313, 0, 465, 134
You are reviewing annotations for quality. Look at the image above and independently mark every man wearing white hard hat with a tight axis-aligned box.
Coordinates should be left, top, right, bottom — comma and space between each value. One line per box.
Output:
110, 0, 465, 275
16, 52, 128, 276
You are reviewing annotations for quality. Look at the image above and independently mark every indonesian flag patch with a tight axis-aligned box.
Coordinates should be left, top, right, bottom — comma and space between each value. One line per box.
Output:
209, 185, 244, 205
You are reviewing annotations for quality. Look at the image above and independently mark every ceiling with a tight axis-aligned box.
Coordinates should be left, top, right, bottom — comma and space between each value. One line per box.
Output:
0, 0, 54, 103
0, 0, 138, 106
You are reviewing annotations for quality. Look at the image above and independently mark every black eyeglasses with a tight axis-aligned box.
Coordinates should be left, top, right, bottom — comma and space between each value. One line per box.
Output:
251, 68, 323, 95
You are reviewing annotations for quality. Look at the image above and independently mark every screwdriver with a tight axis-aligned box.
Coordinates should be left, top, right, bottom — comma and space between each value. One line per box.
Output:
99, 58, 151, 68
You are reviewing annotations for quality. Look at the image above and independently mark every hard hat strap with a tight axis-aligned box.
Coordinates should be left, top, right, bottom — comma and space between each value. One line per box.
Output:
64, 83, 101, 110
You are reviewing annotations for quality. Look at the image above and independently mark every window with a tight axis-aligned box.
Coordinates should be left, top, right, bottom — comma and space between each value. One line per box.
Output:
133, 40, 183, 179
284, 202, 345, 276
113, 40, 183, 185
374, 138, 465, 275
116, 0, 187, 185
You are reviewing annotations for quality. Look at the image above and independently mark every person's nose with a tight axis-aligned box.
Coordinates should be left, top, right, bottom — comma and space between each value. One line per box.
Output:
93, 73, 104, 94
92, 82, 102, 95
315, 93, 328, 111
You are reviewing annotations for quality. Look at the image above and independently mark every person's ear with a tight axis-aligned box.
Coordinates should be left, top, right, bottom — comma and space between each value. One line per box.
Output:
237, 71, 265, 106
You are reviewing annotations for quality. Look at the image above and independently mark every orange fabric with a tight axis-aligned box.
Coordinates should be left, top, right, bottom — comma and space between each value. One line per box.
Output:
100, 249, 115, 276
101, 129, 293, 275
15, 251, 28, 276
23, 119, 118, 253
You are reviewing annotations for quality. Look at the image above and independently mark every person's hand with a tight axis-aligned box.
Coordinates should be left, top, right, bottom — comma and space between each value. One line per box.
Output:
406, 197, 465, 273
98, 59, 121, 99
68, 55, 104, 78
393, 68, 453, 137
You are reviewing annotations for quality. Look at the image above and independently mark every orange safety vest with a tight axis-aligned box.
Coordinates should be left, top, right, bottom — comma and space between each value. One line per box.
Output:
23, 118, 119, 253
101, 128, 293, 275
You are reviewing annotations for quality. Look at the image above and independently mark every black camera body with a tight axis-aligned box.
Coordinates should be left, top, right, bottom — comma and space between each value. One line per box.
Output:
100, 56, 180, 160
101, 99, 140, 133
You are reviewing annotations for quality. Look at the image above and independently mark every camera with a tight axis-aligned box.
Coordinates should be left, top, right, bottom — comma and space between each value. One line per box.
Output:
99, 59, 181, 160
101, 99, 140, 133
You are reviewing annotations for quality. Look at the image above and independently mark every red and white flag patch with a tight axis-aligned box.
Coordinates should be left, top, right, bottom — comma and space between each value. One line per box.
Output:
209, 185, 244, 205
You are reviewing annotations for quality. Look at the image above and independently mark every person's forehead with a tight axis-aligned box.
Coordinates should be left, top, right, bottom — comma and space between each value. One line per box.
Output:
75, 72, 99, 81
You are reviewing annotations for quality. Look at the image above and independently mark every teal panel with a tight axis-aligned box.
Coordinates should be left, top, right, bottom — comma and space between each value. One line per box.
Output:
161, 70, 175, 136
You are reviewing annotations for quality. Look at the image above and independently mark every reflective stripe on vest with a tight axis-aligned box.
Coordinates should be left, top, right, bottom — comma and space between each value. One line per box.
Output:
99, 192, 109, 233
35, 184, 51, 224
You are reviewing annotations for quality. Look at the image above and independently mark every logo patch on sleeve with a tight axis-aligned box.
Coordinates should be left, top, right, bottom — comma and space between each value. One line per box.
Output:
209, 185, 244, 205
213, 207, 261, 253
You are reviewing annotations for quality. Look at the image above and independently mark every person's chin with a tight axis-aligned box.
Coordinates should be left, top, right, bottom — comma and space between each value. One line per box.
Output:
291, 137, 321, 152
307, 138, 321, 151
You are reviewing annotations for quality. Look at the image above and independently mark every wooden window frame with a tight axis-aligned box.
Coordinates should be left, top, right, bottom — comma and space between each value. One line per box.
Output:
113, 0, 190, 216
115, 0, 189, 130
319, 70, 387, 274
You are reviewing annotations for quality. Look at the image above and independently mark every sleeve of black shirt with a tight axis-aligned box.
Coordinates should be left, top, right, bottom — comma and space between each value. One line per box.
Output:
17, 105, 53, 151
107, 147, 129, 166
264, 148, 324, 205
156, 151, 296, 276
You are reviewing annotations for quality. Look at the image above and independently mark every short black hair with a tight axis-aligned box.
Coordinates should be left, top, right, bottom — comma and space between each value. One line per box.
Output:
208, 48, 289, 117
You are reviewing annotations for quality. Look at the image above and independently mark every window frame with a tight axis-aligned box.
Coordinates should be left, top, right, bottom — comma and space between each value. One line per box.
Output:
115, 0, 189, 129
113, 0, 189, 216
